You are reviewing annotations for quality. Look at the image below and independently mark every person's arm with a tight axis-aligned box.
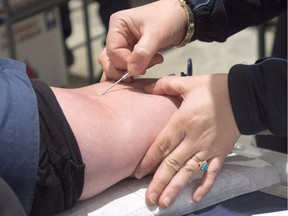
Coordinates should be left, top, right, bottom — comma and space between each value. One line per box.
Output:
134, 74, 240, 208
188, 0, 287, 42
51, 79, 181, 200
99, 0, 188, 79
228, 58, 287, 136
99, 0, 287, 79
134, 59, 287, 208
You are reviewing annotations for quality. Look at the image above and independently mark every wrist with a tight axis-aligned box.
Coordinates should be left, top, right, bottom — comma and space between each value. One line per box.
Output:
177, 0, 195, 47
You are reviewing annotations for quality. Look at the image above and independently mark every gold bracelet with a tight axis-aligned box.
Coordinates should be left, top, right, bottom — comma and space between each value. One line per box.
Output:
177, 0, 195, 47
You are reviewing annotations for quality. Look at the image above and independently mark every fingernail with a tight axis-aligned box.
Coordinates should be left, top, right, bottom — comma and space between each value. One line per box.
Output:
194, 195, 202, 203
163, 197, 172, 207
150, 192, 158, 205
134, 171, 143, 179
129, 62, 143, 75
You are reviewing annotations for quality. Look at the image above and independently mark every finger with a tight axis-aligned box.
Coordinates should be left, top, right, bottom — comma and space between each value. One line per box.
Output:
134, 113, 185, 179
98, 48, 128, 81
100, 58, 133, 82
100, 73, 111, 82
104, 45, 163, 79
144, 76, 185, 96
142, 136, 198, 206
105, 22, 134, 71
103, 45, 163, 79
147, 53, 164, 69
192, 157, 224, 202
127, 34, 162, 75
98, 48, 110, 75
106, 47, 131, 70
106, 65, 130, 81
157, 155, 201, 208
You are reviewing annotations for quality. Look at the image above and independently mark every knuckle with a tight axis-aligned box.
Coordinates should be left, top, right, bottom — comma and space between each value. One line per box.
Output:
97, 52, 103, 62
139, 142, 170, 171
159, 75, 171, 83
106, 47, 116, 58
155, 141, 171, 159
164, 157, 181, 173
133, 45, 152, 60
142, 157, 158, 171
168, 184, 182, 195
207, 169, 219, 181
180, 164, 197, 178
109, 12, 123, 26
109, 12, 118, 21
97, 54, 106, 66
153, 177, 169, 189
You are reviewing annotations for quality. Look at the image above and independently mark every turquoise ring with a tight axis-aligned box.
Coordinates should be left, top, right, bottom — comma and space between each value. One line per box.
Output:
192, 156, 208, 171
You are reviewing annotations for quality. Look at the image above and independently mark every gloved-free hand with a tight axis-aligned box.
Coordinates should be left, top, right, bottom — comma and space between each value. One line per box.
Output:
134, 74, 241, 208
98, 0, 187, 81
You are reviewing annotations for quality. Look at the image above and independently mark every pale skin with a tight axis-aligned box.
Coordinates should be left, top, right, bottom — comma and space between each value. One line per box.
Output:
100, 0, 186, 81
51, 79, 182, 200
136, 75, 240, 207
98, 0, 242, 208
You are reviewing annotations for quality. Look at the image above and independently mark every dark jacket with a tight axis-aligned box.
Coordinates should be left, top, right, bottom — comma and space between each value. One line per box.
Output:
187, 0, 287, 135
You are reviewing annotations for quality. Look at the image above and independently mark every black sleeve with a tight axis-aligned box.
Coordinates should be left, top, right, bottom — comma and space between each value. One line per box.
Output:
186, 0, 287, 42
228, 58, 287, 136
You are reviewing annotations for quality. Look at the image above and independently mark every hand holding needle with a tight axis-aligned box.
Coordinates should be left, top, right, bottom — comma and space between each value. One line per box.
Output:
100, 72, 132, 96
101, 58, 192, 95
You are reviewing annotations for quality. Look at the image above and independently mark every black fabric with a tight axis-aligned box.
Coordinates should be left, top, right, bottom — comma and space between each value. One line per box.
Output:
255, 13, 287, 153
272, 13, 287, 59
184, 0, 287, 137
60, 3, 72, 40
186, 0, 286, 42
256, 135, 287, 153
228, 58, 287, 136
96, 0, 131, 33
30, 80, 85, 216
0, 178, 26, 216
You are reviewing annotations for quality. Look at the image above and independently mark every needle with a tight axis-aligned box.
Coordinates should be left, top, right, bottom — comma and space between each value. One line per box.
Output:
100, 72, 132, 96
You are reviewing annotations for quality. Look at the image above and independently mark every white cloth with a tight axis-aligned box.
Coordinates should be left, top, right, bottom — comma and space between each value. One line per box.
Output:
252, 210, 288, 216
58, 155, 280, 216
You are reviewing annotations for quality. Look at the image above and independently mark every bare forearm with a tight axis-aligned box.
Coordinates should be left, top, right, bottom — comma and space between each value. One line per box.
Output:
52, 79, 180, 200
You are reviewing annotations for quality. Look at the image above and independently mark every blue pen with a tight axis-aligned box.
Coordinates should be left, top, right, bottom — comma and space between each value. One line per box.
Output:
187, 58, 193, 76
181, 58, 193, 76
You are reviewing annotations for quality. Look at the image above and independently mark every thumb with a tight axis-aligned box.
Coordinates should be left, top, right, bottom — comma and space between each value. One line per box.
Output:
145, 76, 185, 96
128, 34, 162, 76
